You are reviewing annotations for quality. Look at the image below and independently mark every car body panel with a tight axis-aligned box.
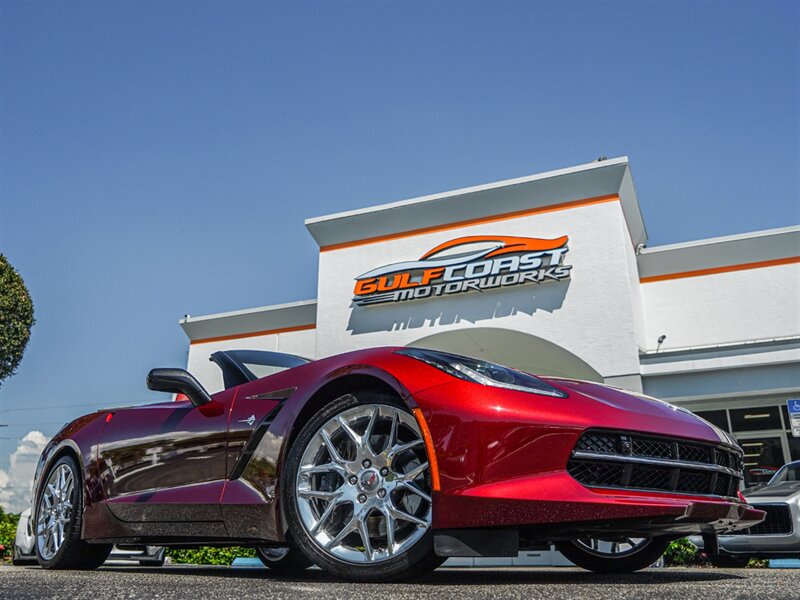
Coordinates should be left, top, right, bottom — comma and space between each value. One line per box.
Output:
690, 464, 800, 558
30, 346, 762, 549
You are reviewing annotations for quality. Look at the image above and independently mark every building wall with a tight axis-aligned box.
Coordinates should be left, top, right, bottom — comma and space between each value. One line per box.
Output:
315, 198, 644, 384
640, 262, 800, 350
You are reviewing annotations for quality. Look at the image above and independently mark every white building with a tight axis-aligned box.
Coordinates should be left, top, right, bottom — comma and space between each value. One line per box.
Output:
180, 156, 800, 488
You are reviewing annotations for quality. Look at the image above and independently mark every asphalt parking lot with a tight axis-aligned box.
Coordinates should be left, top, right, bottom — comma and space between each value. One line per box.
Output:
1, 565, 797, 600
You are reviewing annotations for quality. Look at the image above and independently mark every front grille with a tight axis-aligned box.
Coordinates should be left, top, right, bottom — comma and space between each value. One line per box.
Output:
729, 504, 793, 536
567, 461, 625, 487
629, 465, 672, 490
679, 444, 709, 463
568, 429, 743, 498
575, 432, 619, 455
632, 438, 672, 459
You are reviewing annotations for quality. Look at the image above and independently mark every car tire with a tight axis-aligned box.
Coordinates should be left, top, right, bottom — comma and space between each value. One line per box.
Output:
282, 391, 444, 582
556, 536, 671, 573
255, 545, 313, 571
34, 455, 112, 570
12, 546, 38, 566
709, 554, 750, 568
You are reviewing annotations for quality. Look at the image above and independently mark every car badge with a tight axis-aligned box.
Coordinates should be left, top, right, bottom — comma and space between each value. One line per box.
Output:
239, 414, 256, 426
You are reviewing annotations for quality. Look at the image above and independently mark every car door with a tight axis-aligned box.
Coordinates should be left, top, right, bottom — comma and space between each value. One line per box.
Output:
97, 388, 233, 522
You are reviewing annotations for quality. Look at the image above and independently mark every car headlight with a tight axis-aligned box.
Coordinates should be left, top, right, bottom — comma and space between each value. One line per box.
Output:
396, 348, 568, 398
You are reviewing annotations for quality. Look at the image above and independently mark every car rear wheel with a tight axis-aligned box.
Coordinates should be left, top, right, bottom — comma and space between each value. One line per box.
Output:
283, 391, 443, 582
556, 536, 670, 573
35, 455, 112, 570
255, 546, 313, 571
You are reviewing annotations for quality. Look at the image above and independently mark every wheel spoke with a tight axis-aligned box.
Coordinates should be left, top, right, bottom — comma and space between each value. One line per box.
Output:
336, 416, 363, 449
388, 503, 428, 527
389, 411, 399, 448
389, 439, 424, 458
400, 481, 432, 503
382, 506, 396, 556
325, 516, 357, 549
398, 461, 428, 482
44, 526, 54, 554
356, 511, 374, 561
299, 462, 347, 477
364, 406, 379, 453
311, 496, 342, 534
319, 429, 346, 464
298, 489, 340, 501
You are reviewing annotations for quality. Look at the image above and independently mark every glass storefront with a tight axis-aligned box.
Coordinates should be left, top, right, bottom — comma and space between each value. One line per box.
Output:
695, 400, 799, 488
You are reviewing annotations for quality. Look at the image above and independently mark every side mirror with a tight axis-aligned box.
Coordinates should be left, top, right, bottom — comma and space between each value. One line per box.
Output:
147, 368, 212, 407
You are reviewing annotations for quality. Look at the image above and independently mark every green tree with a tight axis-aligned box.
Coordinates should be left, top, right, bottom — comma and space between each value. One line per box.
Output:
0, 254, 35, 384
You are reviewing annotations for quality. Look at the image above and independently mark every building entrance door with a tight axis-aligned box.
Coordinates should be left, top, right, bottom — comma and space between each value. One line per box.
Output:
734, 434, 787, 487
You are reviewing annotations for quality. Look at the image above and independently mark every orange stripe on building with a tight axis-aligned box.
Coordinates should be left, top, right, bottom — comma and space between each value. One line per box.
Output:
190, 323, 316, 345
319, 194, 620, 252
640, 256, 800, 283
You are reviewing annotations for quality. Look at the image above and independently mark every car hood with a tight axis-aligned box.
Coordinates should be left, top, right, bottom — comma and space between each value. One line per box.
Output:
541, 377, 736, 447
746, 481, 800, 499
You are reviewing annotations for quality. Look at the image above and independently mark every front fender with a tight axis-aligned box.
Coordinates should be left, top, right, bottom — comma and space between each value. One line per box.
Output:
32, 411, 109, 538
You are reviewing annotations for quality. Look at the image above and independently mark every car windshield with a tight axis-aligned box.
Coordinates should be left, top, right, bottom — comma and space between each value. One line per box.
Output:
769, 463, 800, 485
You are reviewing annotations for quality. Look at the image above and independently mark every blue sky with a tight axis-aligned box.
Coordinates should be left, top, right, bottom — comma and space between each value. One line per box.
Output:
0, 1, 798, 484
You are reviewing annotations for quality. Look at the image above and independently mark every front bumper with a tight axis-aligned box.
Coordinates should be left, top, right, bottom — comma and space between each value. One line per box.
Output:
433, 471, 764, 539
412, 380, 760, 539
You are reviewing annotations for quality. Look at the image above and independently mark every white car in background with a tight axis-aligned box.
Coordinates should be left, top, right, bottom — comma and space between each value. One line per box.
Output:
13, 508, 166, 567
690, 460, 800, 566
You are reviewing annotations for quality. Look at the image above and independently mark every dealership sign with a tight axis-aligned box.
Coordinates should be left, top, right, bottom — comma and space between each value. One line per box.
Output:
352, 235, 572, 306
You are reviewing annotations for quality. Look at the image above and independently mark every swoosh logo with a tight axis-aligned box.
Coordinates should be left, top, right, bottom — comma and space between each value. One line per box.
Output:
356, 235, 568, 280
421, 235, 569, 260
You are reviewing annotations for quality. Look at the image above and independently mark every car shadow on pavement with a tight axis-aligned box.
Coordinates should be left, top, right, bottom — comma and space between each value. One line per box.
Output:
416, 568, 745, 586
97, 565, 745, 586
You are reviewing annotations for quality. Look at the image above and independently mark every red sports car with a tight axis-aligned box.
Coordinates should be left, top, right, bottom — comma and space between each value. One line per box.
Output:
31, 347, 763, 581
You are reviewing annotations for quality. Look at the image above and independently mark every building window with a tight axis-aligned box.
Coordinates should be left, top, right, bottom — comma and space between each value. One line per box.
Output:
787, 434, 800, 462
736, 436, 784, 486
729, 406, 783, 432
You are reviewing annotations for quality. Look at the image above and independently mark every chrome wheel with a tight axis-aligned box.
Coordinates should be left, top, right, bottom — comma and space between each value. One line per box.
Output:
36, 464, 75, 560
574, 537, 651, 557
295, 403, 432, 564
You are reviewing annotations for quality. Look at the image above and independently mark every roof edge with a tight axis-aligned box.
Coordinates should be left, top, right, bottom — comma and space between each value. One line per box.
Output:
642, 225, 800, 254
305, 156, 630, 226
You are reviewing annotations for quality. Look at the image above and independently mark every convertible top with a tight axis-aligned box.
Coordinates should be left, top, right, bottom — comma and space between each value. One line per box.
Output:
210, 349, 310, 389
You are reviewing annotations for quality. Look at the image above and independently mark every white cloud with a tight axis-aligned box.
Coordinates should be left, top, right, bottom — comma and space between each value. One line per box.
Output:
0, 431, 50, 513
